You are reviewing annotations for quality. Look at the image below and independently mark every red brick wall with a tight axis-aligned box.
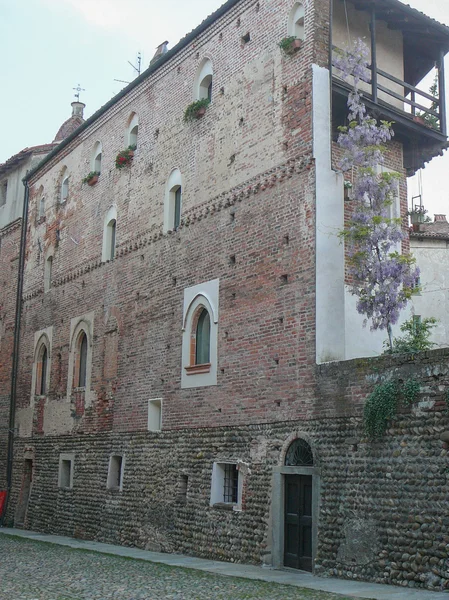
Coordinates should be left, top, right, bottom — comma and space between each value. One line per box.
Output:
0, 219, 21, 487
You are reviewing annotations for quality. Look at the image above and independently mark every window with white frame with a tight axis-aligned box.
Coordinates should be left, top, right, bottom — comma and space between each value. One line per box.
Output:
31, 328, 52, 404
210, 462, 243, 509
92, 141, 102, 174
67, 313, 94, 403
181, 279, 219, 389
60, 168, 69, 203
164, 169, 183, 232
194, 59, 213, 102
288, 3, 305, 40
58, 454, 74, 489
127, 113, 139, 148
107, 454, 125, 490
39, 196, 46, 218
101, 206, 117, 262
148, 399, 162, 432
44, 255, 53, 293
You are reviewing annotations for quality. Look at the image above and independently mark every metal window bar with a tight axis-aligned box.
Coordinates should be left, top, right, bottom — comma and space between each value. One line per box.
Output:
223, 463, 238, 503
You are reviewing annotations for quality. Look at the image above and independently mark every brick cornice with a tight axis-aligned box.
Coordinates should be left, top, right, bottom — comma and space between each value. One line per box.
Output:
0, 217, 22, 238
22, 153, 314, 301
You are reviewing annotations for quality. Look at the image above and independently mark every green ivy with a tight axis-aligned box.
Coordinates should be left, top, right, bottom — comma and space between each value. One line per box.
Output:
364, 378, 422, 438
402, 379, 420, 405
364, 381, 399, 439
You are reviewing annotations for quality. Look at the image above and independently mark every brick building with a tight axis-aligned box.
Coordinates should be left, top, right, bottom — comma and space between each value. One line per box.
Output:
0, 103, 85, 492
3, 0, 449, 591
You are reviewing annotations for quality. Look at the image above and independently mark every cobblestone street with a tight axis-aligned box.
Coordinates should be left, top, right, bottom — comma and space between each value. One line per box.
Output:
0, 536, 361, 600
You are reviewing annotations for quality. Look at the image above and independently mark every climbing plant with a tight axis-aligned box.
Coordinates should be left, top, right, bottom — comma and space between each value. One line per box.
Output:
364, 378, 421, 438
335, 40, 420, 351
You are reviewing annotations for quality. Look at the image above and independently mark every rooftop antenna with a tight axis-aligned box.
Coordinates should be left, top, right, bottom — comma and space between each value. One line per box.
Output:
114, 52, 142, 85
73, 83, 85, 101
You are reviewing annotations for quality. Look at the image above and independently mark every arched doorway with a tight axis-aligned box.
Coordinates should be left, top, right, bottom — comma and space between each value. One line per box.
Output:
284, 439, 314, 571
270, 437, 319, 572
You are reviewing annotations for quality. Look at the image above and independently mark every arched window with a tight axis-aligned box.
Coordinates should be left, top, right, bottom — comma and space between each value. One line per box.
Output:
195, 308, 211, 365
39, 196, 45, 218
164, 169, 183, 232
60, 168, 69, 203
195, 59, 213, 101
288, 3, 305, 40
102, 206, 118, 262
44, 255, 53, 293
35, 344, 48, 396
92, 141, 102, 174
127, 113, 139, 148
285, 438, 313, 466
107, 219, 116, 260
77, 331, 88, 388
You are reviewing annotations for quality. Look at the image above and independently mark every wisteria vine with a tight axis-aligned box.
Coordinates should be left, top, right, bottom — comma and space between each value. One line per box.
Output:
335, 40, 419, 350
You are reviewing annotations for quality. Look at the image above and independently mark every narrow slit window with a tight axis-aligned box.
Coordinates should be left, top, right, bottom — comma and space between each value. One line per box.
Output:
195, 309, 211, 365
174, 186, 182, 229
78, 332, 88, 388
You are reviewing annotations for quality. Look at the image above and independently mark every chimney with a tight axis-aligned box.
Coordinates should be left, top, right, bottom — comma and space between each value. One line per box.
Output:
150, 41, 169, 65
434, 214, 447, 222
71, 101, 85, 118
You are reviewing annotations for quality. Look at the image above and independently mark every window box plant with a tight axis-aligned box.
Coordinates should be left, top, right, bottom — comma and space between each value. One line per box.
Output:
183, 99, 210, 122
278, 36, 302, 56
344, 180, 353, 201
115, 145, 136, 169
82, 171, 100, 186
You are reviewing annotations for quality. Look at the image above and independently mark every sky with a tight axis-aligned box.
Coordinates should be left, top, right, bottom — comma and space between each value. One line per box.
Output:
0, 0, 448, 216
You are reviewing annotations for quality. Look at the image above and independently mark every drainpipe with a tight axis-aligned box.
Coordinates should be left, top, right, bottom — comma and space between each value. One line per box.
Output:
1, 179, 29, 526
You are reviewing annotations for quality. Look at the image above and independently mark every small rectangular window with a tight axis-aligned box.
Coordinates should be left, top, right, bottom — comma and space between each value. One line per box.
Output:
210, 462, 242, 509
58, 454, 74, 489
107, 455, 124, 490
223, 463, 238, 503
174, 187, 182, 229
0, 180, 7, 207
148, 399, 162, 432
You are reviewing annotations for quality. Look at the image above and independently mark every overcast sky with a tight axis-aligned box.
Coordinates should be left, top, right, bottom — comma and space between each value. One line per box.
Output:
0, 0, 448, 216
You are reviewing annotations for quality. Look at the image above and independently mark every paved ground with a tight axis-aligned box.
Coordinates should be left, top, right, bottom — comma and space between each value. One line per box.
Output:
1, 529, 448, 600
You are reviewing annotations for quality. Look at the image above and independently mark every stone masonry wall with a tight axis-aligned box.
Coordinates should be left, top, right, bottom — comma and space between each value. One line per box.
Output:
8, 349, 449, 592
0, 219, 21, 489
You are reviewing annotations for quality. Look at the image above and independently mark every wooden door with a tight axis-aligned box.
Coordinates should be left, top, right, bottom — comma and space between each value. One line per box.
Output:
284, 474, 313, 571
15, 459, 33, 527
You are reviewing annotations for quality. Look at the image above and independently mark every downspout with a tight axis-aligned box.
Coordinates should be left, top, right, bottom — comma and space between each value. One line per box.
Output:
1, 179, 29, 526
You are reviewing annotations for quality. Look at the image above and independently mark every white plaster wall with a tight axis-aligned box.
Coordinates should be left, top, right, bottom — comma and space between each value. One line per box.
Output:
313, 65, 346, 363
410, 239, 449, 348
0, 159, 30, 229
332, 0, 404, 109
344, 288, 410, 359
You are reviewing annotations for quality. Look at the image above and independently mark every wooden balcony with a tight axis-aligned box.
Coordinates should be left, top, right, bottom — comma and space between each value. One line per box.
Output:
331, 0, 449, 175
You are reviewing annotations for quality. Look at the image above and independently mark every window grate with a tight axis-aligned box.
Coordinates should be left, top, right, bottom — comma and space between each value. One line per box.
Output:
223, 463, 238, 503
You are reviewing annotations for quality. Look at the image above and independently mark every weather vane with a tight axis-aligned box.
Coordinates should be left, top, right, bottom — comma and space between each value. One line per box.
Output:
73, 83, 85, 101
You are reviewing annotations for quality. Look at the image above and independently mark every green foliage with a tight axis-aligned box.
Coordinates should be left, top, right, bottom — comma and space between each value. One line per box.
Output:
384, 317, 437, 354
417, 74, 440, 130
82, 171, 100, 184
278, 36, 300, 55
364, 378, 422, 438
364, 381, 399, 438
183, 99, 210, 122
402, 379, 420, 404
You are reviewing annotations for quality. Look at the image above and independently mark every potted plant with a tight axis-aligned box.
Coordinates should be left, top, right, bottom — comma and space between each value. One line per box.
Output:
278, 36, 302, 56
407, 205, 428, 231
82, 171, 100, 186
115, 145, 137, 169
183, 99, 210, 122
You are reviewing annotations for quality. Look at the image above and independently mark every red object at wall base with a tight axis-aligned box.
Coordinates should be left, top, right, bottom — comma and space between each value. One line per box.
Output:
0, 491, 7, 518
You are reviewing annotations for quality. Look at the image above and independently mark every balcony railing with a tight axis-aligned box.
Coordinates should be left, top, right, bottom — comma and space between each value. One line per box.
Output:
331, 45, 447, 137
